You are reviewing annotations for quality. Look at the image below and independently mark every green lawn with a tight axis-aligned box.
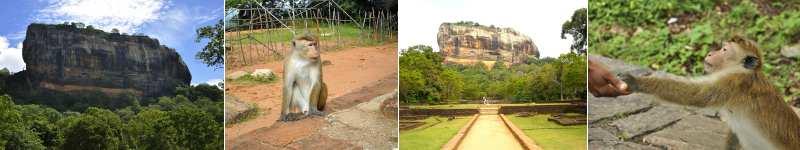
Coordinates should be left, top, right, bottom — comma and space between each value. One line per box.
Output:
227, 74, 278, 85
507, 115, 587, 150
400, 116, 471, 150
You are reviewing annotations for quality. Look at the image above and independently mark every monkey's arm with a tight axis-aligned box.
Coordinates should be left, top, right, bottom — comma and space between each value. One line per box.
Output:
316, 82, 327, 111
625, 75, 726, 108
280, 69, 295, 120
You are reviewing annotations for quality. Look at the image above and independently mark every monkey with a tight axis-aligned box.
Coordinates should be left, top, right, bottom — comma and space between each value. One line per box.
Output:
619, 36, 800, 149
279, 32, 328, 121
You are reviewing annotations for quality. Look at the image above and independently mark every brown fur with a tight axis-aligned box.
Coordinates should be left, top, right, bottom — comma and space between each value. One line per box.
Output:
622, 36, 800, 149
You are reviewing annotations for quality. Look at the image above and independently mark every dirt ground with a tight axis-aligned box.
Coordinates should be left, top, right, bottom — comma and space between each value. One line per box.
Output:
224, 43, 398, 149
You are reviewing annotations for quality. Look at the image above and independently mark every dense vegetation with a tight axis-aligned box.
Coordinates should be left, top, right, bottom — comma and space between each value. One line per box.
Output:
590, 0, 800, 101
399, 45, 586, 104
0, 84, 223, 149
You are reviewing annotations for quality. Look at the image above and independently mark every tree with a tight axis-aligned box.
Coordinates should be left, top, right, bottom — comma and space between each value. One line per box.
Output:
399, 45, 445, 103
561, 8, 587, 54
195, 19, 225, 69
438, 68, 464, 102
175, 84, 223, 102
0, 68, 9, 76
169, 106, 223, 149
60, 108, 124, 150
0, 95, 45, 150
17, 105, 63, 148
126, 108, 177, 149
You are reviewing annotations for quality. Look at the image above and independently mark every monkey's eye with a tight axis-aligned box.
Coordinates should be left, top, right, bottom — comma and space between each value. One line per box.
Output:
722, 48, 727, 51
308, 43, 316, 46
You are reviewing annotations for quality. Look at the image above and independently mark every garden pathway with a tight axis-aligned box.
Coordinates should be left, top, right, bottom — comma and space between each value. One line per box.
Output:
456, 106, 524, 150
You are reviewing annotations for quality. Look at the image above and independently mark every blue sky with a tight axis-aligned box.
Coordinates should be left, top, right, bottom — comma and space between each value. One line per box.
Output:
0, 0, 223, 85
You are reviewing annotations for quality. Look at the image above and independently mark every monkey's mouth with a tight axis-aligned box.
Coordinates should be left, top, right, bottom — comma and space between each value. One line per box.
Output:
703, 61, 712, 67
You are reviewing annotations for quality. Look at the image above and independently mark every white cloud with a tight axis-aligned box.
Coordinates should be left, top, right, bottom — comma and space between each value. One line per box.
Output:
141, 7, 189, 47
399, 0, 587, 58
35, 0, 170, 34
6, 30, 26, 41
193, 78, 222, 86
0, 36, 25, 73
140, 5, 222, 51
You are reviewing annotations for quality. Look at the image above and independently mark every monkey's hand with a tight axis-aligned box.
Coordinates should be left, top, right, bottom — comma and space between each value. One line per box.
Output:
618, 70, 651, 92
618, 73, 639, 92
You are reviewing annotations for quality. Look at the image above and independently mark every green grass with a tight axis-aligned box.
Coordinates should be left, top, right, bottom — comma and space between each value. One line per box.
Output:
228, 74, 278, 85
508, 115, 587, 150
399, 116, 471, 150
589, 0, 800, 101
226, 24, 388, 46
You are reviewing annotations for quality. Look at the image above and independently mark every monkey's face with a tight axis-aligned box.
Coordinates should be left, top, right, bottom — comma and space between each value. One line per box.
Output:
704, 42, 738, 73
294, 39, 320, 61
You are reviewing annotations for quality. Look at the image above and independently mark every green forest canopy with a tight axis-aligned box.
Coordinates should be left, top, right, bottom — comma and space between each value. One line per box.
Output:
399, 45, 586, 104
0, 84, 223, 149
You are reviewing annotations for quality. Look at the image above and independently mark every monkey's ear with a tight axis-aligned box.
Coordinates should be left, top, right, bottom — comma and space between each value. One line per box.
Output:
743, 56, 759, 69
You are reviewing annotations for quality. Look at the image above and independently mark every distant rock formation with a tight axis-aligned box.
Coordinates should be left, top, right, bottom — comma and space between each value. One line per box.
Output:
437, 22, 539, 67
17, 23, 190, 98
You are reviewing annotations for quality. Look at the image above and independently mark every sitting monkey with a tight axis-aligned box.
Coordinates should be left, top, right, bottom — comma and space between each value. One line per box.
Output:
620, 36, 800, 149
279, 32, 328, 121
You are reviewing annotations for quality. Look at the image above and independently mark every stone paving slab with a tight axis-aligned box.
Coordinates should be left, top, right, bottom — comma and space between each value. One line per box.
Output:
588, 127, 618, 142
643, 115, 731, 149
611, 104, 691, 139
589, 141, 660, 150
588, 94, 653, 123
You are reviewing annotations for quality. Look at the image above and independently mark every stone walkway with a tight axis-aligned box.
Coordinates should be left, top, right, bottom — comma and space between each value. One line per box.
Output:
588, 56, 800, 149
455, 105, 525, 150
457, 115, 524, 150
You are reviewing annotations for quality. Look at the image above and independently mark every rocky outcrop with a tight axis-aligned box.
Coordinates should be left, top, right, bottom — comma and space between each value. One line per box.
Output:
437, 22, 539, 66
20, 23, 190, 97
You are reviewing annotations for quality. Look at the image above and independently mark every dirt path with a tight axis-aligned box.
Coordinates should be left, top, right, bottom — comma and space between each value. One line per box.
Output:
457, 115, 524, 150
224, 43, 398, 149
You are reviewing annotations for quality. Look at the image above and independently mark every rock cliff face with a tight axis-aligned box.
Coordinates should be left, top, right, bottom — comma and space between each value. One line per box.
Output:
437, 22, 539, 66
20, 23, 191, 97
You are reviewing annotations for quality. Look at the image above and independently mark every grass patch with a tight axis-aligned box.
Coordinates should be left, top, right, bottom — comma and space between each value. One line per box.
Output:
228, 74, 278, 85
400, 116, 471, 150
589, 0, 800, 101
508, 115, 587, 150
